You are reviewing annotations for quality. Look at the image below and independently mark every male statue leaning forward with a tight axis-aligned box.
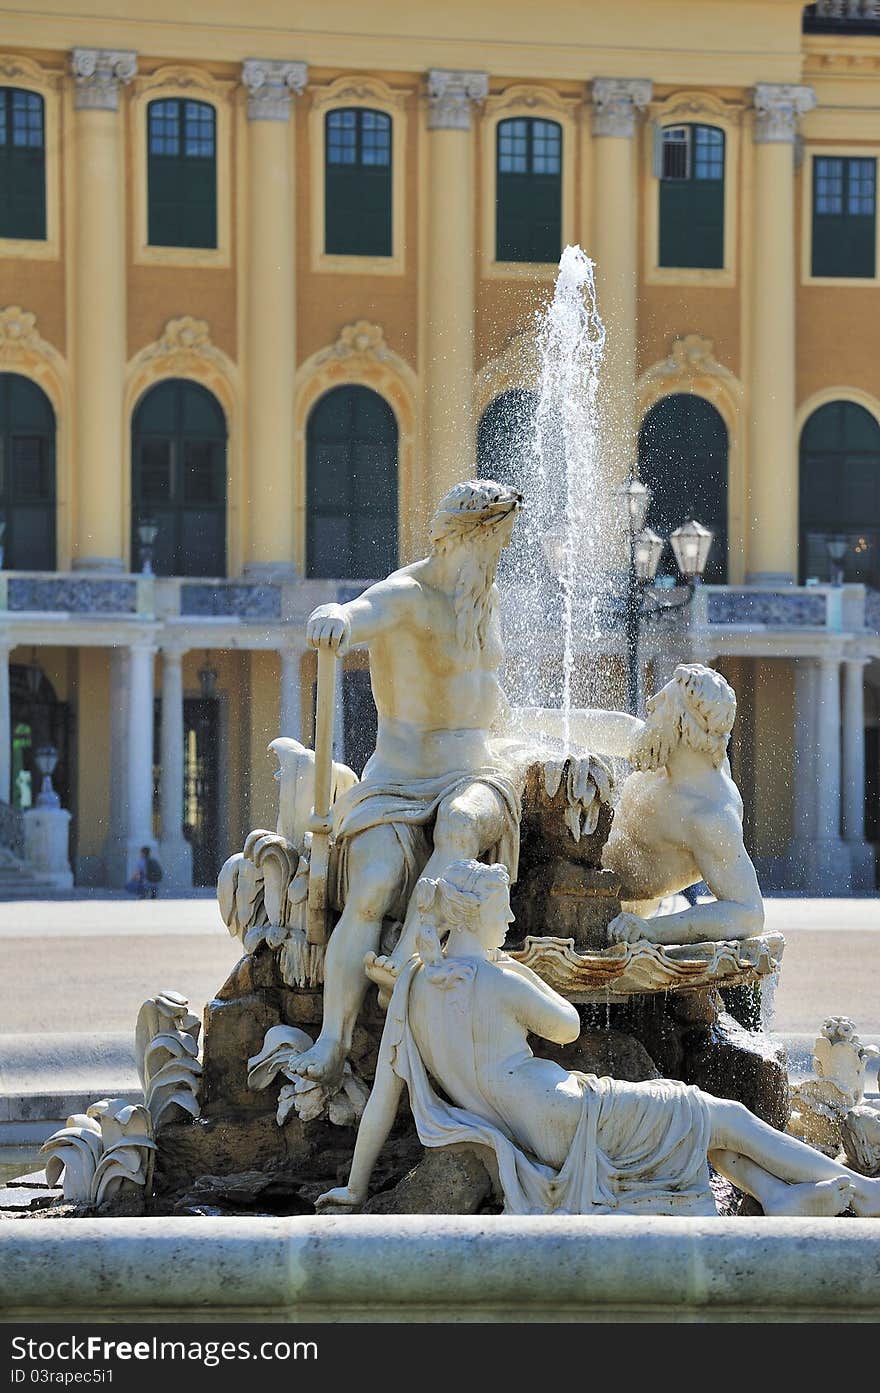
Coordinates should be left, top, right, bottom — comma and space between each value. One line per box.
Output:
292, 480, 531, 1090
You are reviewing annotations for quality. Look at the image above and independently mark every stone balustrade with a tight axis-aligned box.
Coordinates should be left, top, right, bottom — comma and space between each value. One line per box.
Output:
804, 1, 880, 29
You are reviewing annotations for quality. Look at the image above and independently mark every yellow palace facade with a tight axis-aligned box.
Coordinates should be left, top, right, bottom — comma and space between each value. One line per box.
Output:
0, 0, 878, 893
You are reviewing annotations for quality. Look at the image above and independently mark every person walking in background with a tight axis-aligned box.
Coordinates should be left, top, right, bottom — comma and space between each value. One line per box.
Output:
125, 845, 162, 899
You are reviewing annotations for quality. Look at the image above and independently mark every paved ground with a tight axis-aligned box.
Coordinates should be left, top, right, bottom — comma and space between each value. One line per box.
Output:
0, 892, 877, 1037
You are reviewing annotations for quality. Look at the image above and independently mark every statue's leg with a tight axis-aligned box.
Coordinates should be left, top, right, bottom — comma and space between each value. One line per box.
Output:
384, 784, 508, 971
707, 1096, 880, 1217
290, 823, 407, 1090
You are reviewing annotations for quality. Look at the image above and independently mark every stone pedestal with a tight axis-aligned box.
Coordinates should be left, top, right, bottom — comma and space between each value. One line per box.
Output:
23, 807, 74, 889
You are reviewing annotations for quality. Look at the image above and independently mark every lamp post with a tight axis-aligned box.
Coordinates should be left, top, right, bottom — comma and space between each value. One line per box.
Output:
34, 744, 61, 809
137, 518, 159, 576
620, 475, 714, 715
826, 535, 848, 587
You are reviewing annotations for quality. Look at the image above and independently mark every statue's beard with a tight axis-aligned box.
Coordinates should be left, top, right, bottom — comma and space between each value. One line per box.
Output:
629, 711, 677, 772
453, 545, 501, 652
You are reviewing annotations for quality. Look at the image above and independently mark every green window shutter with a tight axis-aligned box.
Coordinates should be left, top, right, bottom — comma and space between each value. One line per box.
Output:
132, 380, 227, 577
658, 124, 724, 269
325, 109, 392, 257
147, 99, 217, 250
0, 372, 56, 570
812, 157, 875, 278
496, 118, 562, 264
0, 89, 46, 241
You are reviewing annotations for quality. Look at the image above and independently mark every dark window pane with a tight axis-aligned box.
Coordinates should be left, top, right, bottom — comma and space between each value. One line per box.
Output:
11, 436, 51, 499
147, 98, 217, 249
812, 156, 876, 277
179, 508, 225, 576
307, 385, 398, 579
8, 505, 54, 570
659, 125, 724, 268
800, 402, 880, 586
325, 108, 392, 255
638, 393, 728, 583
137, 440, 173, 502
0, 373, 56, 569
0, 88, 46, 240
661, 127, 689, 180
132, 380, 227, 576
182, 440, 224, 503
496, 118, 562, 263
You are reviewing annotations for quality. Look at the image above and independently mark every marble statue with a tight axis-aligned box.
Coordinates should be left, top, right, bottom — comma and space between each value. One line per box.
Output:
135, 990, 202, 1130
40, 1098, 155, 1205
522, 663, 764, 945
294, 479, 607, 1089
788, 1016, 880, 1162
316, 860, 880, 1219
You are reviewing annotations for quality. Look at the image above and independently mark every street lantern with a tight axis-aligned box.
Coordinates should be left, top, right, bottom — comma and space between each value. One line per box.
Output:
622, 476, 652, 535
137, 518, 159, 576
669, 518, 714, 582
632, 527, 665, 583
34, 744, 61, 808
826, 535, 848, 586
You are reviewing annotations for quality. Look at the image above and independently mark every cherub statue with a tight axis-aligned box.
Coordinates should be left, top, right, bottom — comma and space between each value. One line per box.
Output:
316, 860, 880, 1218
521, 663, 764, 946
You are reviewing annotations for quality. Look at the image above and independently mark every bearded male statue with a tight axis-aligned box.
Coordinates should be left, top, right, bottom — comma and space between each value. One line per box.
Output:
551, 663, 764, 947
295, 479, 606, 1090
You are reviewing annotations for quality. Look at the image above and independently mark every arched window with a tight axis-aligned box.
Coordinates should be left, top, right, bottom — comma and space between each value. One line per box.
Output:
799, 400, 880, 587
496, 118, 562, 264
657, 123, 725, 269
306, 385, 398, 579
0, 373, 56, 570
0, 87, 45, 241
638, 394, 728, 583
325, 108, 392, 257
147, 99, 217, 248
131, 379, 226, 577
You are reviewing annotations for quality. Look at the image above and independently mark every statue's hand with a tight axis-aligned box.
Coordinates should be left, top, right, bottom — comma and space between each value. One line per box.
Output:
314, 1185, 364, 1214
306, 603, 351, 655
608, 910, 656, 945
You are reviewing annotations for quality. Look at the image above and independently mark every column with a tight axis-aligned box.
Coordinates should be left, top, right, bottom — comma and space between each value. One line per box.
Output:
102, 646, 130, 885
591, 77, 652, 559
842, 657, 874, 889
69, 49, 137, 571
279, 647, 302, 741
127, 642, 156, 875
0, 641, 10, 804
242, 59, 307, 580
747, 84, 815, 585
425, 69, 488, 507
159, 646, 192, 889
790, 658, 818, 849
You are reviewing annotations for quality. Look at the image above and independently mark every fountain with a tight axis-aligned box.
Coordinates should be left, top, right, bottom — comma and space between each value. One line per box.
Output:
3, 248, 877, 1325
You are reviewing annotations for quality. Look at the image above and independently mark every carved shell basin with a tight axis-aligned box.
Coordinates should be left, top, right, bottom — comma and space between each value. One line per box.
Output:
509, 932, 785, 1002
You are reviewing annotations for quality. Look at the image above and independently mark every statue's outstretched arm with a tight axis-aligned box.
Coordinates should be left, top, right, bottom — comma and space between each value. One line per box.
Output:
307, 576, 412, 653
509, 704, 643, 758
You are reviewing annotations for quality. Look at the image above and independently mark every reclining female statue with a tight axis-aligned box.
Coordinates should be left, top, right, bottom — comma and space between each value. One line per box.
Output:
316, 859, 880, 1218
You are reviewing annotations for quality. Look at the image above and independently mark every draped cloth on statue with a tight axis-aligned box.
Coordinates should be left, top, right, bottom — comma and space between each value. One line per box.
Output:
331, 765, 523, 921
383, 957, 718, 1217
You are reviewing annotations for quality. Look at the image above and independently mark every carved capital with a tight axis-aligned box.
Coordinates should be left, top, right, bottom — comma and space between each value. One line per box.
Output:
591, 78, 653, 137
70, 48, 138, 111
242, 59, 308, 121
426, 69, 489, 130
752, 84, 816, 143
